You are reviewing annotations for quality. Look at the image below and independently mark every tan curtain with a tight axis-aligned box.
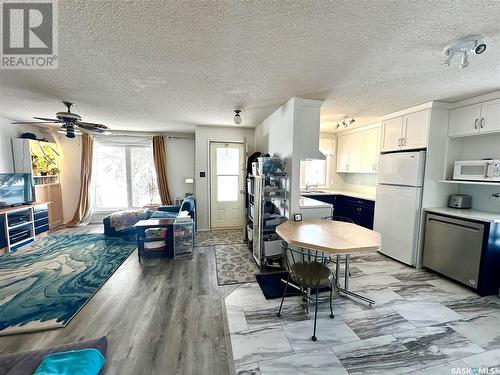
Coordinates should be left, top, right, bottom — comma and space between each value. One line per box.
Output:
152, 135, 173, 205
67, 133, 94, 226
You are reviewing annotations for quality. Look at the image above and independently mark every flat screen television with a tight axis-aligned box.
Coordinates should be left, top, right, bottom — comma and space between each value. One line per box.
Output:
0, 173, 34, 207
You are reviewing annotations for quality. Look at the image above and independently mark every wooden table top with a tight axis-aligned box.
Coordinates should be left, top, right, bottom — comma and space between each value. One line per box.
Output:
276, 219, 381, 255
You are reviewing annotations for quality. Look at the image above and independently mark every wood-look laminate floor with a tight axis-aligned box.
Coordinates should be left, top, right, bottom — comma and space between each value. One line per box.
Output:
0, 226, 235, 375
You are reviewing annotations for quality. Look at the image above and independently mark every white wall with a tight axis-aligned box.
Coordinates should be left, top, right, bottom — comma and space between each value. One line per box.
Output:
195, 126, 255, 230
166, 137, 195, 201
254, 97, 324, 216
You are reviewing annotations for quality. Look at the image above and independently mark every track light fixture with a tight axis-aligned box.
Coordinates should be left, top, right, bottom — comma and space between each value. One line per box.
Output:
234, 110, 242, 125
336, 117, 355, 129
442, 36, 486, 68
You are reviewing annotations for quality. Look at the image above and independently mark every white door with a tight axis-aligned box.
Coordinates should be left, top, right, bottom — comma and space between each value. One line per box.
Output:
210, 142, 245, 229
448, 103, 481, 137
480, 98, 500, 134
374, 184, 422, 265
402, 110, 430, 150
381, 117, 403, 152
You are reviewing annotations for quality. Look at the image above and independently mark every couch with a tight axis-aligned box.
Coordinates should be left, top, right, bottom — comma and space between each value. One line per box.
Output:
103, 196, 196, 236
150, 196, 196, 222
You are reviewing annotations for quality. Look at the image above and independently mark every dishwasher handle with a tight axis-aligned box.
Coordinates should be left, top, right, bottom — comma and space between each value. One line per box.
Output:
427, 216, 482, 233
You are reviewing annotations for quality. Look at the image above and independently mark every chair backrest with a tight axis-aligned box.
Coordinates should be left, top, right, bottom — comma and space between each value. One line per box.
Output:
283, 245, 331, 289
323, 215, 354, 223
180, 196, 195, 218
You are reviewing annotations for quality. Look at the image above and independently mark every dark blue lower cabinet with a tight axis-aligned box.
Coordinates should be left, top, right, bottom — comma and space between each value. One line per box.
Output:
335, 197, 374, 229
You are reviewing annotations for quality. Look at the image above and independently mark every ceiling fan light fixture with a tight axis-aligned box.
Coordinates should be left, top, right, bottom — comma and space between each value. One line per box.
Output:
234, 110, 242, 125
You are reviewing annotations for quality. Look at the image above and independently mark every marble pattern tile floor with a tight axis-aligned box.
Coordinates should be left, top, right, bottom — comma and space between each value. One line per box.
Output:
224, 251, 500, 374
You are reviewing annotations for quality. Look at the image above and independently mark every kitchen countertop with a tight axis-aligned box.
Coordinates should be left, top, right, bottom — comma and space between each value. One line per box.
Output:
299, 197, 333, 209
301, 189, 376, 201
425, 207, 500, 223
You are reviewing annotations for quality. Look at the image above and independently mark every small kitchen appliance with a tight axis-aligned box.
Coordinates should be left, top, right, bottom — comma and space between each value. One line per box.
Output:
448, 194, 472, 209
453, 160, 500, 181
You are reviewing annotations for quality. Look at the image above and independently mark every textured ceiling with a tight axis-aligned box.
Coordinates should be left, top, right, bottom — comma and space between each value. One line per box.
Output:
1, 1, 500, 134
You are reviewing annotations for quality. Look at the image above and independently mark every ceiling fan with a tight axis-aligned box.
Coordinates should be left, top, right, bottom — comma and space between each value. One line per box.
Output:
12, 101, 112, 139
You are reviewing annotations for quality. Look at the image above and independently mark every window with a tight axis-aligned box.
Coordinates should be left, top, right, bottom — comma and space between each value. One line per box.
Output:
300, 159, 329, 188
216, 146, 239, 202
94, 143, 160, 210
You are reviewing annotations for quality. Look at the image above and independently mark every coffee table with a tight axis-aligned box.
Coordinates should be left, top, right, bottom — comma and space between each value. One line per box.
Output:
134, 219, 175, 262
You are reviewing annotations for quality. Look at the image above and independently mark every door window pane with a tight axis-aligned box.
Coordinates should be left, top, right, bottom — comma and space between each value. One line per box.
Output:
217, 175, 238, 202
95, 145, 128, 208
216, 147, 239, 175
131, 146, 160, 207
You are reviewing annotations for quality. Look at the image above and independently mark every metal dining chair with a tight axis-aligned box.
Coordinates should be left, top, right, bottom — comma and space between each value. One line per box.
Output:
277, 245, 334, 341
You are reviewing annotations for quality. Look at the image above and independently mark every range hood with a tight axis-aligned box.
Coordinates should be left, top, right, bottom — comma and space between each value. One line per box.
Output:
293, 98, 326, 160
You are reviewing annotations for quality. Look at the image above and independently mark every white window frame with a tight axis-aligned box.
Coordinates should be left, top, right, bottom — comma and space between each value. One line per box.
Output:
93, 142, 158, 212
300, 157, 331, 189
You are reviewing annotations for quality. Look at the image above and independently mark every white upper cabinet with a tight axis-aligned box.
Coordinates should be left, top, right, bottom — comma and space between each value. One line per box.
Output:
448, 103, 482, 137
402, 110, 430, 150
480, 98, 500, 134
361, 126, 381, 172
336, 132, 359, 172
337, 125, 380, 173
381, 117, 403, 152
381, 110, 429, 152
449, 98, 500, 137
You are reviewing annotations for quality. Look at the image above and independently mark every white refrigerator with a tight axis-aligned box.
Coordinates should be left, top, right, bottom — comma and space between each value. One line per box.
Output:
374, 151, 426, 266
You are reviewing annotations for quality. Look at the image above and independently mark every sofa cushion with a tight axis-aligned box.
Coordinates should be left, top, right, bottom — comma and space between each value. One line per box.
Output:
0, 336, 107, 375
33, 348, 105, 375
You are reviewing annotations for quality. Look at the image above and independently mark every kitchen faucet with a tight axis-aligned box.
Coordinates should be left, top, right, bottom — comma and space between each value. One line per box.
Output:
305, 183, 318, 191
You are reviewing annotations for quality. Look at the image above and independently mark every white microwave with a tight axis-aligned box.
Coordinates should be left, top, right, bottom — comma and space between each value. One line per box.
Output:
453, 160, 500, 181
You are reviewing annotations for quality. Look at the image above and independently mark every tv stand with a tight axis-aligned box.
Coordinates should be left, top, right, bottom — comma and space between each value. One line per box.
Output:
0, 202, 51, 253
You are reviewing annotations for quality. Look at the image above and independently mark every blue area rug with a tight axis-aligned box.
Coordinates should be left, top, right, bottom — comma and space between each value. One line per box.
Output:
0, 233, 137, 336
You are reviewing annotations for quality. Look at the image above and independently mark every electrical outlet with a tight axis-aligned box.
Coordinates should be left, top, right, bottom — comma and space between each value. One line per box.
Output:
490, 193, 500, 202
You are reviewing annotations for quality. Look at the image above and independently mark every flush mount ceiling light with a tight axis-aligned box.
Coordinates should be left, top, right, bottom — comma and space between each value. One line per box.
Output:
442, 36, 486, 68
336, 117, 355, 129
234, 110, 242, 125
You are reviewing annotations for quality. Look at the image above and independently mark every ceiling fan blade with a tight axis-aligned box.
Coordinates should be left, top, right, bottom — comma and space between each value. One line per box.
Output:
76, 121, 110, 131
11, 121, 60, 125
34, 117, 61, 122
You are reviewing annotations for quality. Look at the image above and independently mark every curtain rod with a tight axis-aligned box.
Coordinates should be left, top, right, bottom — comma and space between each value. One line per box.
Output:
93, 133, 194, 140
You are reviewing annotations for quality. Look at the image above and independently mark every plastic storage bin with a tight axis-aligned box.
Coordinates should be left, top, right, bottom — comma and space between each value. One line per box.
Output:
257, 157, 285, 175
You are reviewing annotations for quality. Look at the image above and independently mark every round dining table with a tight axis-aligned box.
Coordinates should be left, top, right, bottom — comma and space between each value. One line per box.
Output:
276, 218, 381, 305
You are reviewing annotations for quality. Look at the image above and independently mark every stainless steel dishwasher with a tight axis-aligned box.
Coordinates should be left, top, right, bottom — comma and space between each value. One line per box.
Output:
423, 213, 485, 289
